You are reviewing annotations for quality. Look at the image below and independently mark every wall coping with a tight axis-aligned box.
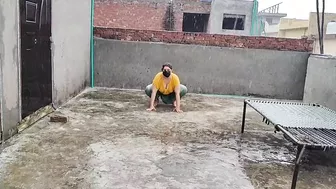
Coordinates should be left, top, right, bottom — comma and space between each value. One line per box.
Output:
310, 54, 336, 60
94, 27, 314, 52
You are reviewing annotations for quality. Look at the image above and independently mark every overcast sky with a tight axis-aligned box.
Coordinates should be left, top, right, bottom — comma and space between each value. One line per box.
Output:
258, 0, 336, 19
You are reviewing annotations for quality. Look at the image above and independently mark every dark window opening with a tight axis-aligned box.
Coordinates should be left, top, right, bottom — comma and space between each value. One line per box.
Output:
222, 14, 245, 30
182, 13, 210, 33
26, 1, 37, 23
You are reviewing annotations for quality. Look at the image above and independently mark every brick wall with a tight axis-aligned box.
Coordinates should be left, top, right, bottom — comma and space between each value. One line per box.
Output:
94, 0, 211, 31
94, 27, 314, 52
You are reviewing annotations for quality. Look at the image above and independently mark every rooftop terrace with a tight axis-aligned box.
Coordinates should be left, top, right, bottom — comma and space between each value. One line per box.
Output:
1, 88, 336, 188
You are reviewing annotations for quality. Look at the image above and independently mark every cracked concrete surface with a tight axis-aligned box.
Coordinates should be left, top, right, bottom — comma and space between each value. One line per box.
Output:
1, 88, 336, 189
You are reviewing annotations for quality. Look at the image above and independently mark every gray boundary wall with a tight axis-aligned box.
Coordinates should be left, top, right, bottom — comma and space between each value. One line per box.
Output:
0, 0, 20, 140
94, 38, 310, 100
51, 0, 91, 106
304, 55, 336, 110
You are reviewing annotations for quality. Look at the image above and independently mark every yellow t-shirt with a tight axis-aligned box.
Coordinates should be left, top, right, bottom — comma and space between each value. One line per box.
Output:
152, 72, 180, 95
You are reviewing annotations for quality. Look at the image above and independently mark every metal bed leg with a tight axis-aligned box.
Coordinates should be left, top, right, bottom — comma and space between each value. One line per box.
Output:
291, 145, 306, 189
241, 101, 247, 133
295, 145, 303, 161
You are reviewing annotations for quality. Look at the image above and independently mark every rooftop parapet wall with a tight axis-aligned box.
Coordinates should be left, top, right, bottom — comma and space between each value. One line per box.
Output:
94, 27, 314, 52
94, 37, 310, 99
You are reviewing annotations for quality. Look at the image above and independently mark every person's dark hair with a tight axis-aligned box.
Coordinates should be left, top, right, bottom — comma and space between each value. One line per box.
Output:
161, 62, 172, 71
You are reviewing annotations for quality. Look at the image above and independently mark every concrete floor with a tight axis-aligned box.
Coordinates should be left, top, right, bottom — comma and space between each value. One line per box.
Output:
1, 88, 336, 189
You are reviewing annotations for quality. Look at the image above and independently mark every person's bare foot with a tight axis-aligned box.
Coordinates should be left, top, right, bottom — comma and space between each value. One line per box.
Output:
172, 101, 183, 113
147, 98, 158, 112
147, 99, 159, 112
154, 99, 159, 107
148, 98, 159, 107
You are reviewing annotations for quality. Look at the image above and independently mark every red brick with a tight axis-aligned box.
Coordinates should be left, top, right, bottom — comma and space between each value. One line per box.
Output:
94, 27, 314, 52
94, 0, 211, 32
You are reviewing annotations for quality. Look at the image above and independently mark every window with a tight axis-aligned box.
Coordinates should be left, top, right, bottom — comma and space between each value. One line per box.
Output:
182, 13, 210, 33
222, 14, 245, 30
326, 21, 336, 35
26, 1, 37, 23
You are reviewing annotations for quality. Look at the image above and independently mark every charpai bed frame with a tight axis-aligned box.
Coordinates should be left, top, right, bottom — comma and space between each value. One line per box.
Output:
241, 99, 336, 189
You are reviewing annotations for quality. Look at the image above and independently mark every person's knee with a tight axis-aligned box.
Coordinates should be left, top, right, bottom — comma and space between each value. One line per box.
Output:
179, 84, 188, 97
145, 84, 152, 97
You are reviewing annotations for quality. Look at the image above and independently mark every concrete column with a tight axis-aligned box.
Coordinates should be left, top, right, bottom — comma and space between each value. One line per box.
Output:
51, 0, 91, 107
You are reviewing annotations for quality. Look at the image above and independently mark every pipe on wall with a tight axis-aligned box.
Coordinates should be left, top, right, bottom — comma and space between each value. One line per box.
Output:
90, 0, 95, 87
250, 0, 259, 36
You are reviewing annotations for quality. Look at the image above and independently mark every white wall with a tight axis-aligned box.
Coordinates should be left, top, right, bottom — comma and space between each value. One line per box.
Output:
0, 0, 21, 140
264, 23, 279, 36
313, 37, 336, 56
51, 0, 91, 106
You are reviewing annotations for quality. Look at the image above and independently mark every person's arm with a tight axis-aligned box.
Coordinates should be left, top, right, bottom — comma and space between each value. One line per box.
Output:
174, 85, 182, 112
147, 73, 160, 111
173, 74, 183, 112
149, 85, 158, 109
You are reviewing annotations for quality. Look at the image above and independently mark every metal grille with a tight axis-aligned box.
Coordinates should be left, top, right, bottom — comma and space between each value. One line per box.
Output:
246, 99, 336, 130
282, 127, 336, 148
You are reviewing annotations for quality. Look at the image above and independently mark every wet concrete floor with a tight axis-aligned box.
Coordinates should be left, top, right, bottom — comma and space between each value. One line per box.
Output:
1, 88, 336, 189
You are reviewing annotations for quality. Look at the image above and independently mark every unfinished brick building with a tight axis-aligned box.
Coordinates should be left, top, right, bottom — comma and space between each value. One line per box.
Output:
94, 0, 212, 32
94, 0, 264, 36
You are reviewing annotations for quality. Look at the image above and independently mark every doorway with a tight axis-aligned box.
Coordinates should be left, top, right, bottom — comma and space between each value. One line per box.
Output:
19, 0, 52, 118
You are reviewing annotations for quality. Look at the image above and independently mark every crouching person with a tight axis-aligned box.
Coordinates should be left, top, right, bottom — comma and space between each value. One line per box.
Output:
145, 63, 187, 113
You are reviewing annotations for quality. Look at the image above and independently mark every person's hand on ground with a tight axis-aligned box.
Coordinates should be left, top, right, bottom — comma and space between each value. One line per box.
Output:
147, 107, 156, 111
173, 108, 183, 113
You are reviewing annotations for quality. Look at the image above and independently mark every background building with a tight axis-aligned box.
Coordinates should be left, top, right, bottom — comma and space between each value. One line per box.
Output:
94, 0, 212, 32
208, 0, 254, 35
95, 0, 264, 36
263, 12, 336, 55
277, 18, 309, 38
308, 12, 336, 55
258, 2, 287, 37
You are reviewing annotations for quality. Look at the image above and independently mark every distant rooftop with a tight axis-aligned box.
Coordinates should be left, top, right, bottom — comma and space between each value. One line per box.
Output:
279, 18, 309, 30
258, 2, 287, 23
259, 2, 283, 14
